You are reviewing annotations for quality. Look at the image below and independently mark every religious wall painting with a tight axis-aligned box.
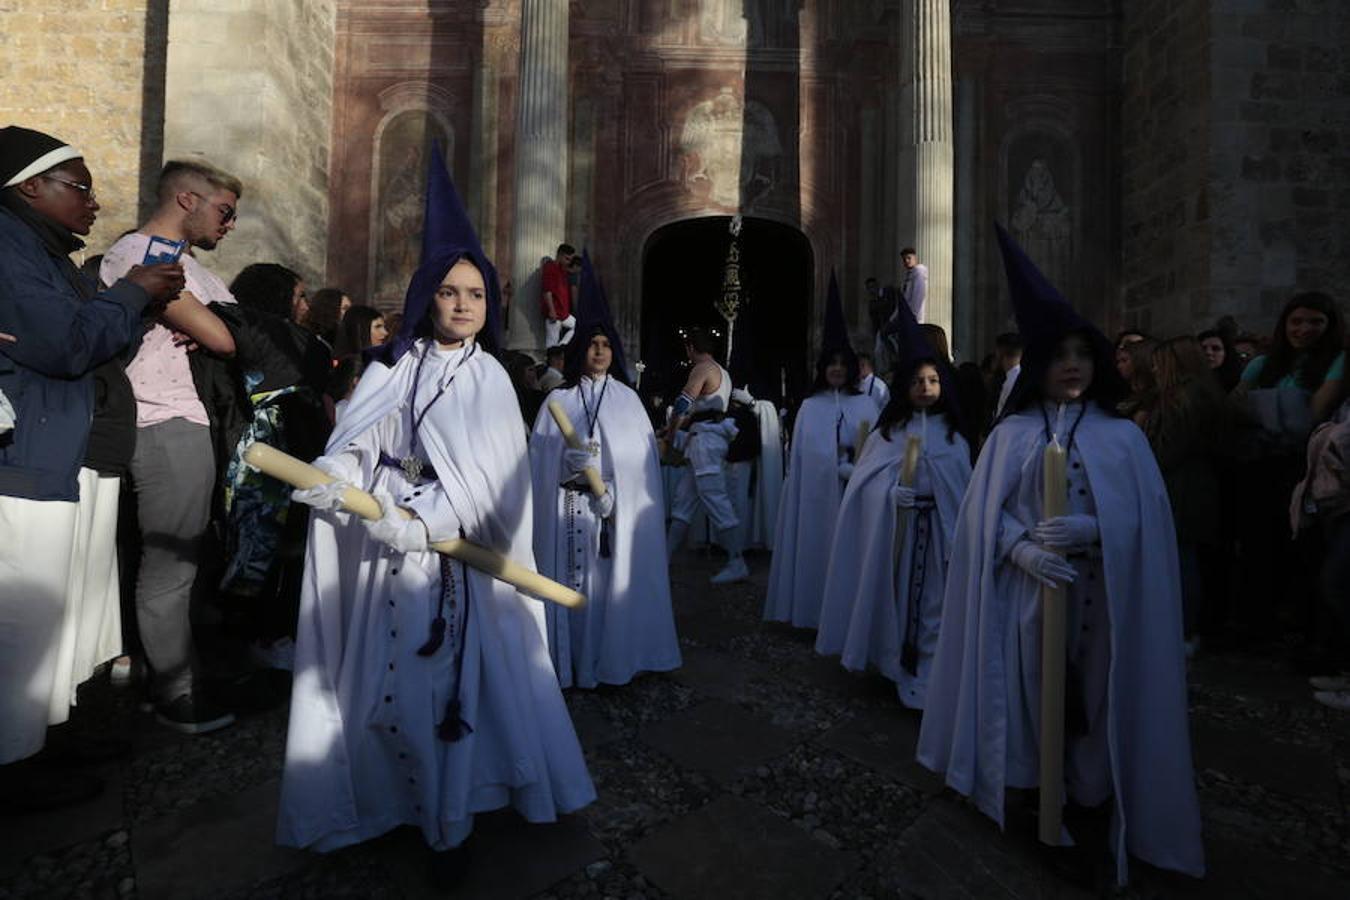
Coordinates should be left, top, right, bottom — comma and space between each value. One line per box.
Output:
699, 0, 749, 46
1005, 133, 1076, 296
677, 87, 783, 212
369, 108, 453, 311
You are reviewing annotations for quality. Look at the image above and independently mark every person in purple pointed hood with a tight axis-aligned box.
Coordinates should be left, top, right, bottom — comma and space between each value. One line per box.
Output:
916, 224, 1203, 887
529, 252, 681, 689
279, 144, 594, 888
815, 290, 972, 711
763, 271, 877, 628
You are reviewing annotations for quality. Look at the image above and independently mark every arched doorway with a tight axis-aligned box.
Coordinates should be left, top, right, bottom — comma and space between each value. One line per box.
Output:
640, 216, 812, 409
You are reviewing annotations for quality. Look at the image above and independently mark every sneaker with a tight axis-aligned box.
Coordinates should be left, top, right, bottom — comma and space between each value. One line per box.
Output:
1313, 690, 1350, 712
710, 556, 749, 584
1309, 674, 1350, 692
154, 693, 236, 735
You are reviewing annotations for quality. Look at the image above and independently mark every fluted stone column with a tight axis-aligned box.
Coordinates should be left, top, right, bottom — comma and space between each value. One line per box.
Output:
507, 0, 570, 352
899, 0, 954, 337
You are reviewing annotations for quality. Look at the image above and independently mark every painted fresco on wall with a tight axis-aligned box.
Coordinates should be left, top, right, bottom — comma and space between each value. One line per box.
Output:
678, 87, 782, 211
370, 110, 452, 310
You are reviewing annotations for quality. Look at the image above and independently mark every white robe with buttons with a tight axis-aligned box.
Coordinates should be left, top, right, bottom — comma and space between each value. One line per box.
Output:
814, 416, 970, 709
277, 339, 595, 853
530, 376, 681, 689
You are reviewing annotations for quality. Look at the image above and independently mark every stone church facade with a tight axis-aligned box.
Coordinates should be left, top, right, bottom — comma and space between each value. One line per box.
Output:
3, 0, 1346, 363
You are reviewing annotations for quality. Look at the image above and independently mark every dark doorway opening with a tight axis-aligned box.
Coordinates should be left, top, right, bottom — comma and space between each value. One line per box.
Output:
640, 216, 812, 410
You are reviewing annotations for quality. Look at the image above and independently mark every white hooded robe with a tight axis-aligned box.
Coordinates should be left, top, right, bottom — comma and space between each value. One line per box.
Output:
763, 390, 877, 628
814, 415, 970, 708
277, 340, 595, 853
530, 376, 682, 689
915, 402, 1204, 883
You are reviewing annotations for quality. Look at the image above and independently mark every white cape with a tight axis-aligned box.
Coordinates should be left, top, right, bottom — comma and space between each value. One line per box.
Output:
814, 417, 970, 708
530, 377, 681, 688
763, 390, 877, 628
916, 404, 1204, 882
748, 399, 783, 549
277, 340, 595, 853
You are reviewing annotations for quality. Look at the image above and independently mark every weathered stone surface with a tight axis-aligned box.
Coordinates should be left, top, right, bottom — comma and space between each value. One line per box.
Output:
628, 795, 857, 899
640, 699, 803, 784
374, 809, 605, 900
163, 0, 337, 286
0, 762, 125, 880
0, 3, 156, 253
1192, 720, 1338, 803
818, 705, 944, 795
132, 779, 306, 900
860, 795, 1092, 900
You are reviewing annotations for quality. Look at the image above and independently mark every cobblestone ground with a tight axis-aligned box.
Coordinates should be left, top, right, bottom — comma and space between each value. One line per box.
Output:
2, 548, 1348, 899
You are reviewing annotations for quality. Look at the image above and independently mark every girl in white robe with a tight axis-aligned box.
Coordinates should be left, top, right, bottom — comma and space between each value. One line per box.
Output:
815, 360, 971, 709
280, 248, 594, 883
917, 225, 1203, 885
763, 349, 877, 629
530, 326, 682, 688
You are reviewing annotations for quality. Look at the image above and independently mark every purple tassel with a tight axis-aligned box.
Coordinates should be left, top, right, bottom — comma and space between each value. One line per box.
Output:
599, 520, 611, 559
417, 616, 447, 656
437, 698, 473, 742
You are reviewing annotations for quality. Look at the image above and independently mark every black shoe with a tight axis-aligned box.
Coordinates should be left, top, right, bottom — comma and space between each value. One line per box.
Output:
0, 764, 104, 814
154, 693, 235, 735
428, 842, 471, 891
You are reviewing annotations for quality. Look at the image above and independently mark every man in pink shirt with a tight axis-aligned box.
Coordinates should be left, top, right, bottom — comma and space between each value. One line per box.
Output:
100, 160, 241, 735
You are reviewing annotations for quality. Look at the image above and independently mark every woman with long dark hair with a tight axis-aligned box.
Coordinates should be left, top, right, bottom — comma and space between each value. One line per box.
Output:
1139, 336, 1226, 650
305, 287, 351, 347
1197, 327, 1243, 392
215, 263, 332, 659
329, 305, 389, 412
1228, 292, 1345, 642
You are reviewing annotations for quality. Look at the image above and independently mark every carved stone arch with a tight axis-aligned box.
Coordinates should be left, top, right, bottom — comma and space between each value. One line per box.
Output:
613, 182, 836, 353
365, 84, 457, 309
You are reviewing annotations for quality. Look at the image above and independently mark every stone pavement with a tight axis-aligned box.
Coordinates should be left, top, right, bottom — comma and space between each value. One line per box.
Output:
2, 548, 1349, 900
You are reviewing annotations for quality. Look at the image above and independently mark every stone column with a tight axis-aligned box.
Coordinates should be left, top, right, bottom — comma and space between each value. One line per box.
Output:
899, 0, 954, 336
507, 0, 570, 352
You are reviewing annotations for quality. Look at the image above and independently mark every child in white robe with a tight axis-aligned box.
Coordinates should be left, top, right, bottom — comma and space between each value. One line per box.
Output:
530, 265, 681, 689
815, 353, 971, 709
763, 348, 876, 628
917, 225, 1203, 886
279, 154, 593, 888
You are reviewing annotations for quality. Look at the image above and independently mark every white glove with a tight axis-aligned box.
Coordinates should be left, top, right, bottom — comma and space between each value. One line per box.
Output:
563, 447, 593, 477
590, 489, 615, 518
838, 461, 855, 481
891, 485, 917, 508
313, 453, 359, 483
292, 480, 349, 511
1009, 540, 1077, 589
717, 419, 740, 440
1031, 514, 1099, 549
363, 491, 429, 553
